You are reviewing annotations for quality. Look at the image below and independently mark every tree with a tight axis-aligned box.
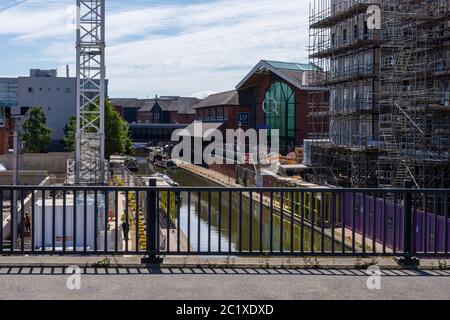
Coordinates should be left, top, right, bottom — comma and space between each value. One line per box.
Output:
63, 115, 76, 152
105, 99, 134, 158
62, 99, 134, 157
20, 107, 52, 153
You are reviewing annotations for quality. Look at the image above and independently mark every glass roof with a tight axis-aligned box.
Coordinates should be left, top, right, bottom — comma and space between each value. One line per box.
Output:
264, 60, 316, 71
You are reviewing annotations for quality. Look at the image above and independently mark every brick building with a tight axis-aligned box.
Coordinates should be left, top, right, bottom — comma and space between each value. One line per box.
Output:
236, 60, 321, 154
112, 96, 198, 125
111, 96, 199, 144
194, 90, 252, 131
196, 60, 321, 155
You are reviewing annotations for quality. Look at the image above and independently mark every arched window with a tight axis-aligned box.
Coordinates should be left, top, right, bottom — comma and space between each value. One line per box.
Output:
264, 82, 296, 153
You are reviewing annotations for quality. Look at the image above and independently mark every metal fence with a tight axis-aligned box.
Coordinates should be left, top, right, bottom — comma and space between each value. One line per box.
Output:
0, 184, 449, 258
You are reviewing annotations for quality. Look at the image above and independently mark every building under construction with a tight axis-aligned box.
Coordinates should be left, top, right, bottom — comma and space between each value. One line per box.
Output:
307, 0, 450, 189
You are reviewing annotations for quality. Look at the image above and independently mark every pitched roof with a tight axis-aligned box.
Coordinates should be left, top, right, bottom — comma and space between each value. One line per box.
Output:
111, 98, 150, 109
235, 60, 319, 90
113, 96, 199, 115
194, 90, 239, 109
168, 97, 200, 115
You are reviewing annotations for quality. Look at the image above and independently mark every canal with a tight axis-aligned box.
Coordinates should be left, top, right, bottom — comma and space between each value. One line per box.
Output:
138, 162, 340, 253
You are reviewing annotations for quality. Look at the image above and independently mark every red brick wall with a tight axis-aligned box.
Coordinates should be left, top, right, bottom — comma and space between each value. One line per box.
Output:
0, 118, 13, 155
137, 111, 152, 123
196, 105, 252, 131
172, 113, 196, 124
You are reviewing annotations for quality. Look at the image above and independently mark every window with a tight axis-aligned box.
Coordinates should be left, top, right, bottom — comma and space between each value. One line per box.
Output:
354, 25, 359, 40
364, 84, 373, 109
364, 52, 373, 72
154, 112, 160, 124
217, 108, 224, 120
353, 54, 360, 72
330, 88, 337, 112
344, 57, 350, 76
28, 87, 33, 93
264, 81, 296, 153
343, 29, 347, 44
344, 86, 350, 110
65, 88, 71, 93
0, 82, 18, 107
364, 23, 369, 39
352, 85, 359, 110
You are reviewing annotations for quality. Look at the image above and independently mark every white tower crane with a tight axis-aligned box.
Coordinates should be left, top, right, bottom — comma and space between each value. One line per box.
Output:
75, 0, 106, 185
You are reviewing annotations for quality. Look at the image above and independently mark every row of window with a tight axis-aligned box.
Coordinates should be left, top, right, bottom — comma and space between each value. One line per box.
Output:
330, 51, 373, 78
197, 107, 226, 121
331, 24, 372, 47
0, 83, 18, 107
27, 87, 72, 93
330, 82, 373, 112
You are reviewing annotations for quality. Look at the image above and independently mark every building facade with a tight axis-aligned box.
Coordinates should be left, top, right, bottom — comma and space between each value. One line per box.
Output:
0, 69, 108, 151
308, 0, 450, 188
111, 96, 199, 144
194, 90, 252, 131
236, 60, 321, 154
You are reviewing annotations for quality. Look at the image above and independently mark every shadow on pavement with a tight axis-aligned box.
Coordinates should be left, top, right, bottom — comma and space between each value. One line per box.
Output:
0, 266, 449, 277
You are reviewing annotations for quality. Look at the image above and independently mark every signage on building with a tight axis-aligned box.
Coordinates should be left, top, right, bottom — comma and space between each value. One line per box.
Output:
237, 112, 250, 126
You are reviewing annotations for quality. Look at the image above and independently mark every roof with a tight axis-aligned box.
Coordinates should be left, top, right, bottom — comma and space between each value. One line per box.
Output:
264, 60, 317, 71
111, 98, 151, 109
113, 97, 199, 115
168, 97, 200, 115
175, 121, 224, 138
194, 90, 239, 109
236, 60, 319, 90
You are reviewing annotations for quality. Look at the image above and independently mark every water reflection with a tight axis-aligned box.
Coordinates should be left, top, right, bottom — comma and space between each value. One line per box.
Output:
138, 162, 340, 253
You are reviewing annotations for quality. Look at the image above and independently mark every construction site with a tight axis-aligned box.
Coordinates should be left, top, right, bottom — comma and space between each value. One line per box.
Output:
307, 0, 450, 189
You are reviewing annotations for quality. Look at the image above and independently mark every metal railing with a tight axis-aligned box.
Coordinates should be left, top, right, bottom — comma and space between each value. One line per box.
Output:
0, 184, 449, 258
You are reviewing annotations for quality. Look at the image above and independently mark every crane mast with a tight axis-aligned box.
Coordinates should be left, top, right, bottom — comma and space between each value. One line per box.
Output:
75, 0, 106, 185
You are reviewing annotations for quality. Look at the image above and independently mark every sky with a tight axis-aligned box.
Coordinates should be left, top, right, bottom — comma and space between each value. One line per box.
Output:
0, 0, 310, 98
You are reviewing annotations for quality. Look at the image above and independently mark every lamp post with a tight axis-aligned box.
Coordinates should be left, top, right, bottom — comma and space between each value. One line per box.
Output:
11, 111, 23, 250
11, 119, 20, 249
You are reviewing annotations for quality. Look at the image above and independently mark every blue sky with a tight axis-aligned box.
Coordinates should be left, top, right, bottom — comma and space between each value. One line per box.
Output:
0, 0, 310, 98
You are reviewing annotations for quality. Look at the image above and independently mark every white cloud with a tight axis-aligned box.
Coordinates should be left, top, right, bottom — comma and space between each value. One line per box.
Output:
0, 0, 310, 98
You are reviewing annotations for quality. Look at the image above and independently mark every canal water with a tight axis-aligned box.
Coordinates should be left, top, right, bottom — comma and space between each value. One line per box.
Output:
138, 161, 340, 253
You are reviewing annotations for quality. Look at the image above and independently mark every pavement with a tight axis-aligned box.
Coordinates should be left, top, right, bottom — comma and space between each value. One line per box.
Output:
0, 266, 449, 300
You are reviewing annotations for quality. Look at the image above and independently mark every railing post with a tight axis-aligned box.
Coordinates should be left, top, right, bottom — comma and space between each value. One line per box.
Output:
142, 178, 163, 264
398, 182, 419, 267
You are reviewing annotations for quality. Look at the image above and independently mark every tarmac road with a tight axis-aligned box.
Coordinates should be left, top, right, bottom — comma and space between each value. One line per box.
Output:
0, 267, 449, 300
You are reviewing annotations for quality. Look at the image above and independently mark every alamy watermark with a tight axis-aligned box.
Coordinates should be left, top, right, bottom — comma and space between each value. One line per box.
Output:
367, 5, 381, 30
366, 266, 382, 290
171, 122, 280, 167
66, 265, 82, 290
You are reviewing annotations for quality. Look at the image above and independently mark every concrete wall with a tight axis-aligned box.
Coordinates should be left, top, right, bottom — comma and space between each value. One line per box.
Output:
0, 171, 48, 186
17, 76, 77, 142
0, 152, 73, 174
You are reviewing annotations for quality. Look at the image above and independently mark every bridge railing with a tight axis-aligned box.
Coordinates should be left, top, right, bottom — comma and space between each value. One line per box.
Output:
0, 184, 448, 258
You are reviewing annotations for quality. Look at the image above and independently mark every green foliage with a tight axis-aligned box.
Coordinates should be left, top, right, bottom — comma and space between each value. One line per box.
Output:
104, 99, 134, 158
63, 115, 76, 152
20, 107, 52, 153
62, 99, 134, 158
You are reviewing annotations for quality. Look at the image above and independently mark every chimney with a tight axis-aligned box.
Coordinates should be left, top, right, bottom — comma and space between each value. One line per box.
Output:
66, 65, 70, 78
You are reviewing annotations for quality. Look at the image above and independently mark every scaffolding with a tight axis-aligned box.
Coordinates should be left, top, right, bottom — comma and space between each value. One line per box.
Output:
308, 0, 450, 189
